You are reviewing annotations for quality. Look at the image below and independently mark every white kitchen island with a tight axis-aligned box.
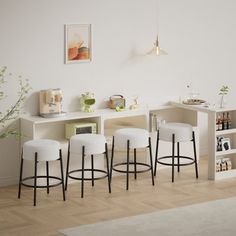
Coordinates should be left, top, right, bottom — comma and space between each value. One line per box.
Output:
171, 101, 236, 180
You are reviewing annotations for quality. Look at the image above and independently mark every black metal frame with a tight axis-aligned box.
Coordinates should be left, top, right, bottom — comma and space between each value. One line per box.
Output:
154, 130, 199, 182
18, 149, 66, 206
65, 142, 111, 198
110, 136, 155, 190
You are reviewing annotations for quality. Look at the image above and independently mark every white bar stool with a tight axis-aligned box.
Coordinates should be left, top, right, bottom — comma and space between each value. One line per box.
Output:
65, 134, 111, 198
154, 123, 199, 182
110, 128, 155, 190
18, 139, 65, 206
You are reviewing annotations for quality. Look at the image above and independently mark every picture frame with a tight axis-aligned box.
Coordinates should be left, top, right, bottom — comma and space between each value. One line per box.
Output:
222, 138, 231, 151
216, 136, 224, 152
64, 24, 92, 64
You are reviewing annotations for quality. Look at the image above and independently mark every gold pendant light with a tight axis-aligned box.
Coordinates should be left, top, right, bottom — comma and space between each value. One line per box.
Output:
147, 1, 167, 56
148, 35, 167, 55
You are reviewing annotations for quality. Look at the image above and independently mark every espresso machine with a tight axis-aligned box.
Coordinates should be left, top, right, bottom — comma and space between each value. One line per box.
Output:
39, 89, 65, 118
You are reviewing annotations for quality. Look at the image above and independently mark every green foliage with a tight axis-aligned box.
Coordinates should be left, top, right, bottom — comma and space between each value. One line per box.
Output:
219, 85, 229, 96
0, 66, 31, 139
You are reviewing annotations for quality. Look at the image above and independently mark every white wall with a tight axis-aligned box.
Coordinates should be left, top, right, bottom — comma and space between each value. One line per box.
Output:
0, 0, 236, 185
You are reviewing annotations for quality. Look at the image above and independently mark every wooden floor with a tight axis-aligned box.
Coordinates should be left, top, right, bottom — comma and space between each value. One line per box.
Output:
1, 157, 236, 236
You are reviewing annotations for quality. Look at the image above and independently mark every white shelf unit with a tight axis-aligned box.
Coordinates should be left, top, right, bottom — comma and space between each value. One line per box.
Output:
215, 110, 236, 180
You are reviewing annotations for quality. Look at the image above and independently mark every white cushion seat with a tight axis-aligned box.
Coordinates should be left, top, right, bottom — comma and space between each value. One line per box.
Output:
114, 128, 149, 149
70, 134, 106, 155
159, 123, 193, 142
23, 139, 60, 161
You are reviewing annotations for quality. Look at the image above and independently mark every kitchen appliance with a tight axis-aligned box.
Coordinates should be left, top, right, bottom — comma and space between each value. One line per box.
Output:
39, 89, 65, 118
65, 122, 97, 139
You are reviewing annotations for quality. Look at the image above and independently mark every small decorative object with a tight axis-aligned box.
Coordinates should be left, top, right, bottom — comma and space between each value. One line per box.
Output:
129, 95, 140, 110
65, 24, 92, 64
222, 138, 231, 151
216, 158, 232, 172
219, 85, 229, 108
108, 95, 126, 110
183, 83, 205, 105
216, 136, 224, 151
80, 92, 95, 113
0, 66, 31, 138
183, 99, 206, 105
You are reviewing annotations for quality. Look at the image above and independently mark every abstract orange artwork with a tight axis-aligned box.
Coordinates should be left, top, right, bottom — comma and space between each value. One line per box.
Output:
65, 24, 91, 63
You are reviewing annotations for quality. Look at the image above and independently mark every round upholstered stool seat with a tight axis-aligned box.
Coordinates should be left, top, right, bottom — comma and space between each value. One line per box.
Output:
23, 139, 60, 161
114, 128, 149, 149
110, 128, 154, 190
70, 134, 106, 155
18, 139, 65, 206
65, 133, 111, 198
154, 122, 198, 182
159, 123, 192, 142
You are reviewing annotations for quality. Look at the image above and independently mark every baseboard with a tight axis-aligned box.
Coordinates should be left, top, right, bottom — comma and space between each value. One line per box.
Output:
0, 176, 18, 187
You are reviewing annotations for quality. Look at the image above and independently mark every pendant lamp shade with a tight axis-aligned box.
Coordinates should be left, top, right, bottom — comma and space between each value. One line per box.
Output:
147, 35, 167, 56
147, 0, 167, 56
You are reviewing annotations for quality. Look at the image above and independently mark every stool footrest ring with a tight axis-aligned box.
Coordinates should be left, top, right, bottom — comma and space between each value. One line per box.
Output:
21, 176, 63, 188
68, 169, 108, 181
112, 162, 151, 174
157, 156, 195, 166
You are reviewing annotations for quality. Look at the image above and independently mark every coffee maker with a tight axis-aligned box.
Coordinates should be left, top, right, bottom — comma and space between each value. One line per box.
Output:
39, 89, 65, 118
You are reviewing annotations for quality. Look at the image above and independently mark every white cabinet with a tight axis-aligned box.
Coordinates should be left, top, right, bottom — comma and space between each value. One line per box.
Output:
215, 110, 236, 180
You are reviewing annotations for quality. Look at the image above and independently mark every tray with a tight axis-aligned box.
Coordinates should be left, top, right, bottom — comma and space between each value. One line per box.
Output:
183, 99, 206, 105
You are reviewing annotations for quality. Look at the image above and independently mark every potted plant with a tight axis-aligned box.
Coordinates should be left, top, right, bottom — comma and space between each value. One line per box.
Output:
219, 85, 229, 108
0, 66, 31, 139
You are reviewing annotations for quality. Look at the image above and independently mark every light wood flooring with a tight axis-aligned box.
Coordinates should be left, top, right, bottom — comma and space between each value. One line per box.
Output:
1, 157, 236, 236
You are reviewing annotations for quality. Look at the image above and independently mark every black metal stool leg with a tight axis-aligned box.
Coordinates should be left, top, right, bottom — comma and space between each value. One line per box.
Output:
192, 131, 199, 179
134, 148, 137, 180
177, 142, 180, 173
110, 136, 114, 183
59, 149, 66, 201
46, 161, 49, 194
105, 143, 111, 193
148, 137, 155, 186
172, 134, 175, 183
154, 130, 159, 176
91, 154, 94, 187
65, 142, 70, 191
18, 150, 24, 199
81, 146, 85, 198
126, 140, 130, 191
34, 152, 38, 206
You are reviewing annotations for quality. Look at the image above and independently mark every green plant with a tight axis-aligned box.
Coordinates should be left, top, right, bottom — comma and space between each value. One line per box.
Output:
219, 85, 229, 96
219, 85, 229, 108
0, 66, 31, 139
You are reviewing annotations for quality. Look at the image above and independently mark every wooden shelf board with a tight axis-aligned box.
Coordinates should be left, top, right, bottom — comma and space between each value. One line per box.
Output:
216, 149, 236, 157
216, 128, 236, 136
215, 169, 236, 180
